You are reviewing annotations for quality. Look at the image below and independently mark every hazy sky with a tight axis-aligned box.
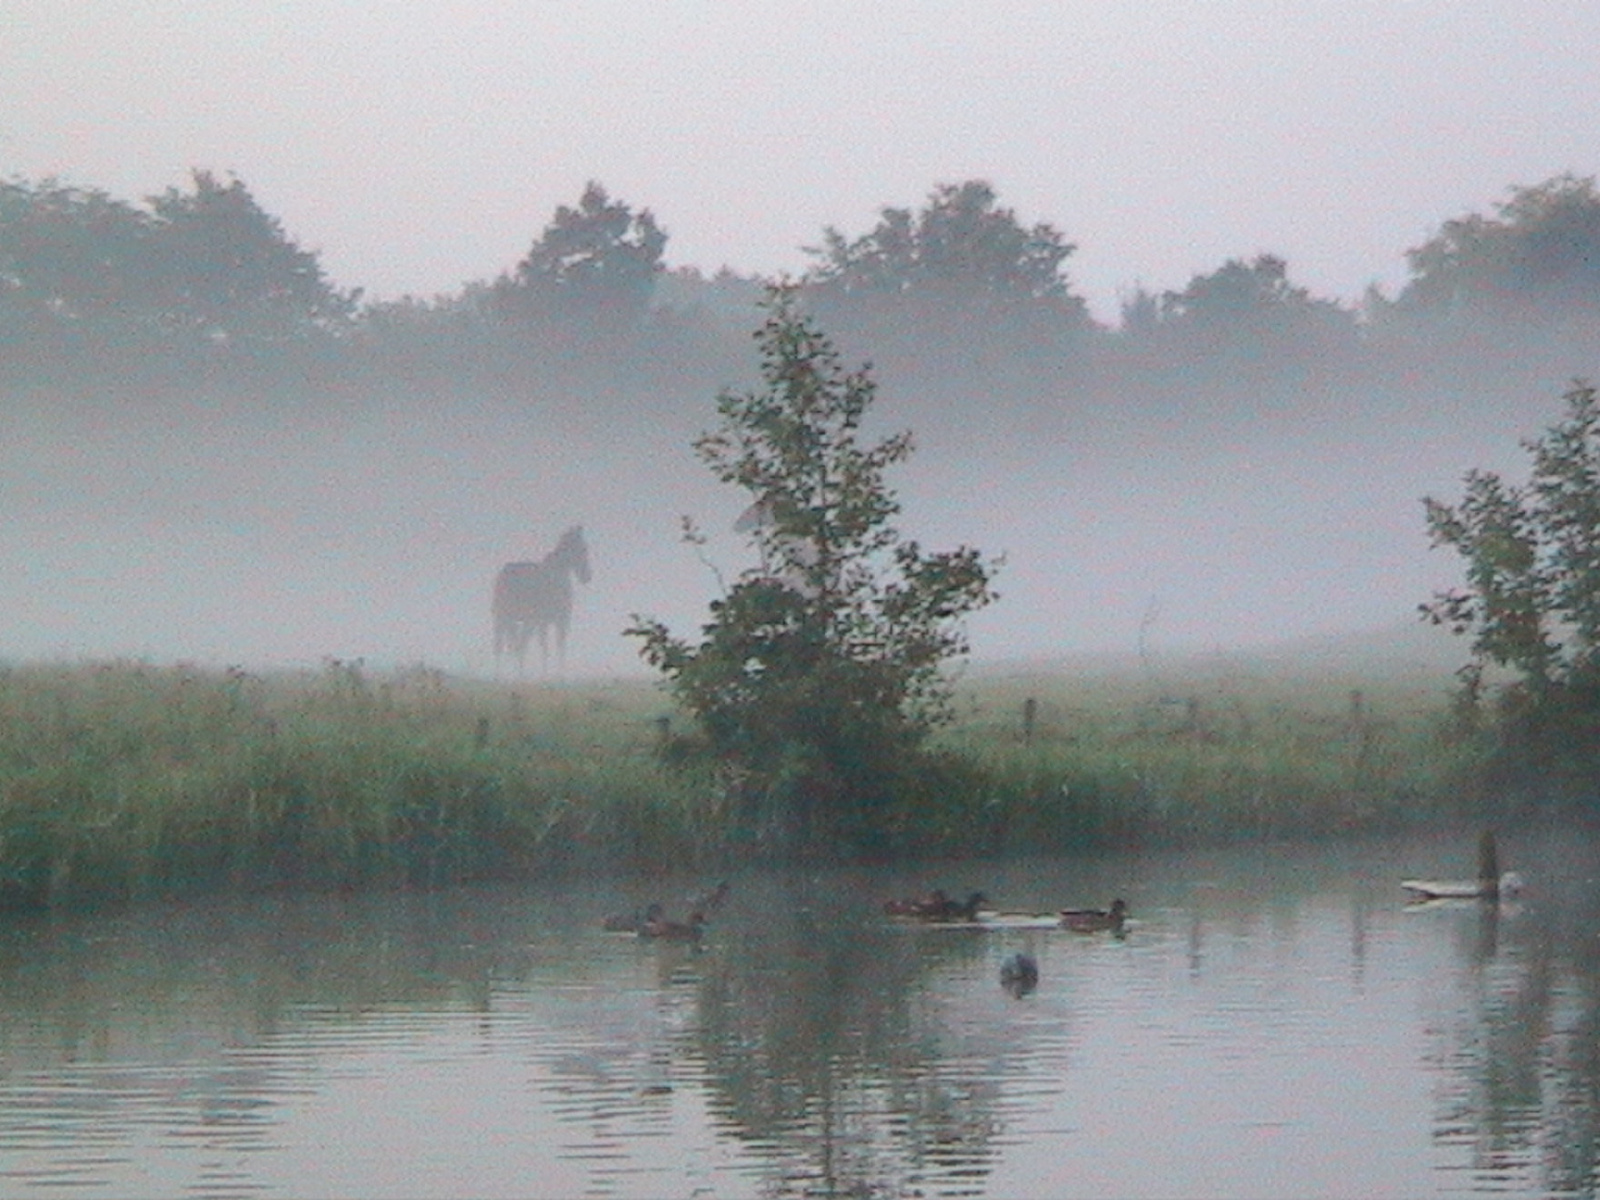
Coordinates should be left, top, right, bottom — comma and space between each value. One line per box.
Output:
5, 1, 1597, 321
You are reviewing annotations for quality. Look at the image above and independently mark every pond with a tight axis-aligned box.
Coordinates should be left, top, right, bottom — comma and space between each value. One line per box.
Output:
0, 829, 1595, 1199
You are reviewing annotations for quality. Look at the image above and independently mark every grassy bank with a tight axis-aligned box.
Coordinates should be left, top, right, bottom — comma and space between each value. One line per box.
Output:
0, 659, 719, 908
0, 656, 1489, 909
942, 659, 1487, 851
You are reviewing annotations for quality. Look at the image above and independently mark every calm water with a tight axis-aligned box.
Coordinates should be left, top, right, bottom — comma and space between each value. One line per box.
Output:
0, 830, 1596, 1199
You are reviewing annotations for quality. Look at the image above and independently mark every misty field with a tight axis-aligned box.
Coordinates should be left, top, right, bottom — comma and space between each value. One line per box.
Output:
0, 656, 1492, 911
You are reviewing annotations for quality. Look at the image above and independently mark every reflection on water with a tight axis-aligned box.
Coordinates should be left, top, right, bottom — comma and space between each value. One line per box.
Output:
0, 830, 1595, 1198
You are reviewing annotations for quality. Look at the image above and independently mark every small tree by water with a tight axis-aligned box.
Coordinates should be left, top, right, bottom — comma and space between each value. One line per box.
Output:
627, 287, 997, 856
1423, 378, 1600, 786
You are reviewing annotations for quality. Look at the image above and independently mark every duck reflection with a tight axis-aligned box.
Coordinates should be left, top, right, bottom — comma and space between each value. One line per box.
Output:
1000, 952, 1039, 998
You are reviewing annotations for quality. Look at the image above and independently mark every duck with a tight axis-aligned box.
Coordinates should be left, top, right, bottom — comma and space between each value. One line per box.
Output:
1402, 830, 1525, 902
1000, 952, 1039, 996
1401, 872, 1526, 902
884, 889, 989, 922
638, 910, 706, 941
602, 902, 664, 933
1060, 898, 1128, 933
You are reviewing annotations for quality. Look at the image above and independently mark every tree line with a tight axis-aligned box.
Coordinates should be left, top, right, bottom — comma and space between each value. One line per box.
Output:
4, 168, 1599, 394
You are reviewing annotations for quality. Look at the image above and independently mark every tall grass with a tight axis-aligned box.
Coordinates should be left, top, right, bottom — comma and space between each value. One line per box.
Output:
0, 659, 716, 908
940, 660, 1489, 852
0, 655, 1489, 909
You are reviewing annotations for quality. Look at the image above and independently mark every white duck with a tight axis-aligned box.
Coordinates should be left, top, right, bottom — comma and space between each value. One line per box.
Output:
1402, 830, 1525, 901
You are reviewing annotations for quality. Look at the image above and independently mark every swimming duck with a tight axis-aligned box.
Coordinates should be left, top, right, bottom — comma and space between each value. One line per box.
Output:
638, 910, 706, 941
1060, 898, 1128, 933
884, 889, 989, 922
1000, 952, 1039, 996
1401, 872, 1525, 902
602, 902, 664, 933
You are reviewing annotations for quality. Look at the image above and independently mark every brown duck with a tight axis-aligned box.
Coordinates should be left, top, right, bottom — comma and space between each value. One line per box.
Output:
1060, 898, 1128, 933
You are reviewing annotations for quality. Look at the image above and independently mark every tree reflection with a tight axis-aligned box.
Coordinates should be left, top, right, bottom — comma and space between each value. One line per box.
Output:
680, 887, 1010, 1197
1428, 880, 1600, 1196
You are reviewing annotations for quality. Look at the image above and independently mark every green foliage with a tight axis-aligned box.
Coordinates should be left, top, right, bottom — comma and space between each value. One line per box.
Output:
0, 177, 157, 352
944, 665, 1486, 848
0, 169, 354, 373
805, 180, 1090, 342
628, 288, 998, 855
1395, 173, 1600, 324
499, 180, 667, 331
0, 662, 716, 910
146, 170, 358, 346
0, 657, 1492, 912
1423, 380, 1600, 781
1154, 254, 1356, 347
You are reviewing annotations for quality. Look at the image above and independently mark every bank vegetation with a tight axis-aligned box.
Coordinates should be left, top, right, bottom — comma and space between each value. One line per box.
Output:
0, 654, 1511, 911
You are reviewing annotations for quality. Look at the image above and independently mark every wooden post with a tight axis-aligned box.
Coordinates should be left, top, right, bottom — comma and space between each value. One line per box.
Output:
1477, 829, 1499, 898
1022, 697, 1037, 745
474, 716, 491, 750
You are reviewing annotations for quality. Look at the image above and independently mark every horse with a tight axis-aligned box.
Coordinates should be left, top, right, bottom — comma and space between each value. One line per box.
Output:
492, 526, 592, 674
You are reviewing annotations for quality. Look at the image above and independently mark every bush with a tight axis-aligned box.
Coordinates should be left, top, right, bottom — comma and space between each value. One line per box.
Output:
1423, 379, 1600, 795
628, 287, 997, 856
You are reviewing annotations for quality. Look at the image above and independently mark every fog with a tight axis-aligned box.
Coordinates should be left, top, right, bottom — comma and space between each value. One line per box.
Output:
2, 340, 1574, 680
6, 3, 1599, 322
6, 0, 1597, 677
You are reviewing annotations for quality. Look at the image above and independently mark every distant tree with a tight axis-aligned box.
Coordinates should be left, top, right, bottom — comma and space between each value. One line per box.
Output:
1117, 284, 1163, 339
805, 180, 1090, 340
145, 169, 357, 348
627, 287, 998, 855
0, 176, 156, 359
652, 264, 766, 330
1393, 174, 1600, 325
498, 181, 667, 334
1146, 253, 1357, 352
1423, 380, 1600, 780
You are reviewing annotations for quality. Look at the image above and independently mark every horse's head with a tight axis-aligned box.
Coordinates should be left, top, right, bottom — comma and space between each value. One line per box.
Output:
561, 525, 592, 585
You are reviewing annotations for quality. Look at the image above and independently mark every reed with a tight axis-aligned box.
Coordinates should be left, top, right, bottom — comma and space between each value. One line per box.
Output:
0, 656, 1490, 909
941, 661, 1489, 851
0, 659, 715, 908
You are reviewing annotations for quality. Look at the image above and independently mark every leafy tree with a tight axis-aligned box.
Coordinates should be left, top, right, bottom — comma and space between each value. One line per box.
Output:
805, 180, 1090, 335
1146, 253, 1356, 351
0, 170, 353, 370
627, 287, 998, 855
146, 169, 357, 347
1393, 173, 1600, 324
498, 181, 666, 332
0, 176, 156, 357
1423, 380, 1600, 770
